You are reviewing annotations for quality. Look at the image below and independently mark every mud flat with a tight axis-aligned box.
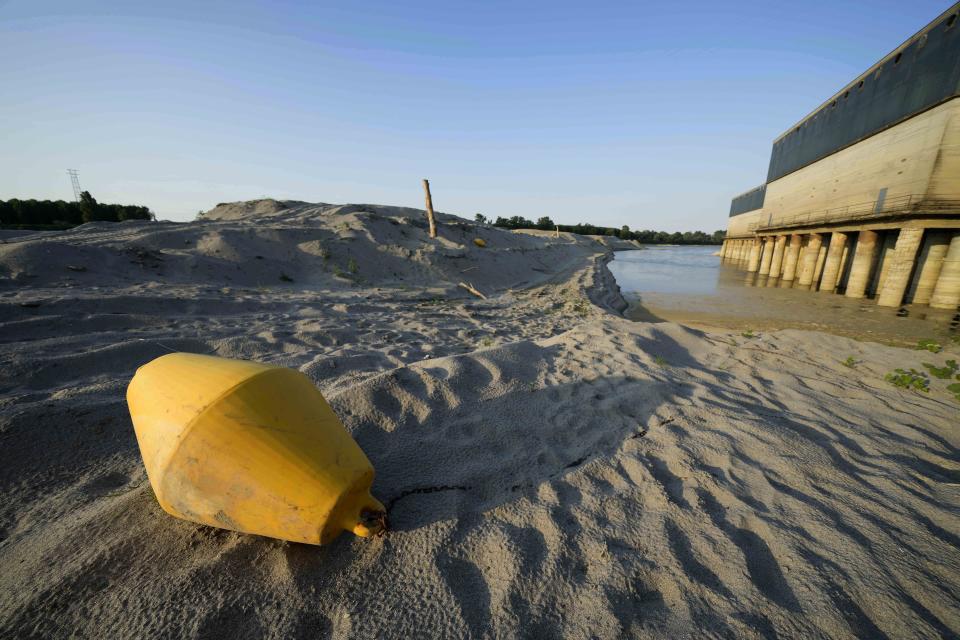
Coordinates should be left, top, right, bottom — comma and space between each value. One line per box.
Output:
1, 201, 958, 638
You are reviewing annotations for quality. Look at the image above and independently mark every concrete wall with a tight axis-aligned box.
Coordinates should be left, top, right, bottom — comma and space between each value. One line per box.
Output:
927, 101, 960, 201
727, 209, 764, 238
760, 98, 960, 228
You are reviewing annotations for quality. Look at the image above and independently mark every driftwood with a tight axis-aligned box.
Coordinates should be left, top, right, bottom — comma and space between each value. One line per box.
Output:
422, 179, 437, 239
458, 281, 487, 299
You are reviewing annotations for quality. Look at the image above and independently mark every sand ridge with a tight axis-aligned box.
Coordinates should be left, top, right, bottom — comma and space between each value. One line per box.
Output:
0, 201, 958, 638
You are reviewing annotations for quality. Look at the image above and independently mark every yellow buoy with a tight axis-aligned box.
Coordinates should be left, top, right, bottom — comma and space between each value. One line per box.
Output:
126, 352, 386, 545
473, 238, 487, 247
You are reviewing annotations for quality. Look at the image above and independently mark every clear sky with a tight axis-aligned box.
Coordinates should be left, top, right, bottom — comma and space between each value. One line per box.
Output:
1, 0, 953, 230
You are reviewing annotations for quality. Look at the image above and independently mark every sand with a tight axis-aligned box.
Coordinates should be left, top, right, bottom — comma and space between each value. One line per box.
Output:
1, 200, 958, 638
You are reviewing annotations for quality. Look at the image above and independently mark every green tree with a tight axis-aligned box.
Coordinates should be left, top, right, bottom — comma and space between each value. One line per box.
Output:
474, 213, 488, 225
536, 216, 554, 230
79, 191, 103, 222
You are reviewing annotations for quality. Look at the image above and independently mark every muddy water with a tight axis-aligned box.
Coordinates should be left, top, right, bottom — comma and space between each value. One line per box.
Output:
609, 246, 958, 347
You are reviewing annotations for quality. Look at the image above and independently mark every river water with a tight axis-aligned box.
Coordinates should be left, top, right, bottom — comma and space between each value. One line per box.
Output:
609, 246, 957, 346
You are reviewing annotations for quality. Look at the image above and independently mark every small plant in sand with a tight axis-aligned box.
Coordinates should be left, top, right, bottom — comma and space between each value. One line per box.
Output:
333, 265, 346, 279
569, 298, 590, 317
348, 257, 359, 274
279, 272, 294, 283
653, 355, 667, 366
741, 329, 755, 339
480, 336, 494, 348
947, 382, 960, 402
841, 356, 857, 368
915, 338, 942, 353
922, 360, 958, 379
884, 368, 930, 393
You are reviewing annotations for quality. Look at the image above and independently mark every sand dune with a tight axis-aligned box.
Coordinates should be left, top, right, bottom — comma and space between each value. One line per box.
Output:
1, 201, 958, 638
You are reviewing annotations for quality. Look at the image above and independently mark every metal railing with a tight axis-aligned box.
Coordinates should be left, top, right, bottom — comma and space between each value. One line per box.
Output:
746, 194, 960, 233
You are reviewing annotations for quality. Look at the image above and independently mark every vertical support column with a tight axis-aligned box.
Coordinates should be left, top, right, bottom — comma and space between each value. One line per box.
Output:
769, 235, 787, 279
930, 232, 960, 310
797, 233, 823, 286
877, 227, 924, 308
812, 242, 829, 287
911, 231, 951, 305
746, 238, 762, 272
738, 240, 748, 265
720, 240, 729, 260
758, 237, 775, 275
845, 230, 879, 299
872, 232, 900, 296
781, 234, 803, 281
819, 232, 848, 293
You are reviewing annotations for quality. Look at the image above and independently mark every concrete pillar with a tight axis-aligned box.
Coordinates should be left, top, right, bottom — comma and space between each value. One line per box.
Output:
872, 231, 900, 296
797, 233, 823, 286
746, 238, 762, 272
911, 231, 951, 305
819, 232, 848, 293
740, 240, 749, 265
769, 235, 787, 279
781, 234, 803, 281
719, 240, 727, 260
758, 237, 775, 275
877, 227, 924, 308
837, 242, 851, 290
812, 242, 828, 287
845, 230, 879, 299
930, 232, 960, 310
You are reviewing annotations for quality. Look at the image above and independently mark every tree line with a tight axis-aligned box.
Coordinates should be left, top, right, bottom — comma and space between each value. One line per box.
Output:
0, 192, 154, 228
476, 214, 724, 245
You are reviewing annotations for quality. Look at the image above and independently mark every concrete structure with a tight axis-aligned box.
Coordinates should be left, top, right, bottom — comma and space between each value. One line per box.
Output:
721, 4, 960, 311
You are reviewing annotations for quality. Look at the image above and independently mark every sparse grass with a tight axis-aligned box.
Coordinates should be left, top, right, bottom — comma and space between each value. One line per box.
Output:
916, 338, 942, 353
279, 272, 294, 282
947, 382, 960, 402
923, 359, 958, 379
569, 298, 590, 317
653, 355, 667, 366
348, 257, 359, 274
480, 336, 494, 348
333, 265, 345, 278
884, 368, 930, 393
741, 329, 755, 339
841, 356, 857, 368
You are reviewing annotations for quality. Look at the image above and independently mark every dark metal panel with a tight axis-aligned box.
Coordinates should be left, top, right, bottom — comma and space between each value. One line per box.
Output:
767, 10, 960, 183
729, 184, 766, 217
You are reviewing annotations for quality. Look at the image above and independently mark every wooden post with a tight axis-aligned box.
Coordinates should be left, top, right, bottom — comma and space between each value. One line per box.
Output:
422, 179, 437, 239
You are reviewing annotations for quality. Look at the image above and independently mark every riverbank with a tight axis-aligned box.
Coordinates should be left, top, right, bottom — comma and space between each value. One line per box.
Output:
1, 201, 958, 638
611, 246, 958, 348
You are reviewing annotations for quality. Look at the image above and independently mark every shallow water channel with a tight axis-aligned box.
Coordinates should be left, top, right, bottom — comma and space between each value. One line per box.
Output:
609, 246, 957, 346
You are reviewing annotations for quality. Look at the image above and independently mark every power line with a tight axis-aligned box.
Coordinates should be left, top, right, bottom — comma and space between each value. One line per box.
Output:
67, 169, 82, 202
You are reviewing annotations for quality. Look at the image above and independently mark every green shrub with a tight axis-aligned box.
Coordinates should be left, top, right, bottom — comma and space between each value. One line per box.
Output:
884, 368, 929, 393
923, 360, 958, 380
916, 339, 942, 353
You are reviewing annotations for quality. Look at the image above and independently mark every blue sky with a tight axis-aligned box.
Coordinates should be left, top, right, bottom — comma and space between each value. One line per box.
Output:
0, 0, 952, 229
